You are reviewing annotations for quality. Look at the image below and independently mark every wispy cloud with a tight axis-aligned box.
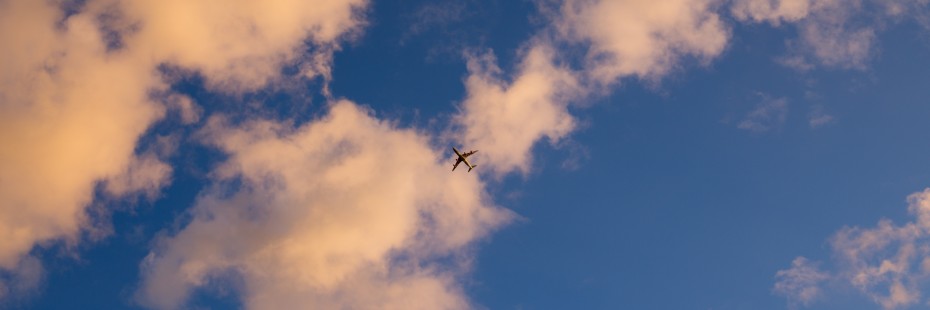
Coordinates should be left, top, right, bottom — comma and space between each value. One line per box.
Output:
738, 96, 789, 132
732, 0, 930, 69
808, 104, 835, 128
0, 256, 44, 301
773, 257, 829, 308
777, 188, 930, 309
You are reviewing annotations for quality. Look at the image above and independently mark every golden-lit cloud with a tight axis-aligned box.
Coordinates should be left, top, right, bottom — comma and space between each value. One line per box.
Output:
137, 101, 512, 309
557, 0, 729, 84
0, 0, 167, 271
137, 1, 741, 306
454, 45, 580, 177
452, 0, 731, 177
0, 0, 366, 298
114, 0, 366, 91
15, 0, 921, 308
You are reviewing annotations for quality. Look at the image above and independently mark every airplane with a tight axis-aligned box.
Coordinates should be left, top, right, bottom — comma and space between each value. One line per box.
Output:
452, 147, 478, 172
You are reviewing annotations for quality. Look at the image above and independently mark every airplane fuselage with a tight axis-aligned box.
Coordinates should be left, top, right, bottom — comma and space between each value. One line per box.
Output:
453, 147, 476, 171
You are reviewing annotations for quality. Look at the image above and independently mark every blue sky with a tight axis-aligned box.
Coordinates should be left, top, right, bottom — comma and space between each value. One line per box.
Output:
4, 0, 930, 309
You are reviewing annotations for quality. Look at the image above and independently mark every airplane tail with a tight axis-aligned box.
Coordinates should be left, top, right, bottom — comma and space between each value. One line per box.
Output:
468, 165, 477, 172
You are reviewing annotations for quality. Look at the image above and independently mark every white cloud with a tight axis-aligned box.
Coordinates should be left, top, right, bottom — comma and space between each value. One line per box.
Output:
773, 257, 829, 308
137, 101, 512, 310
556, 0, 730, 84
738, 96, 789, 132
0, 0, 366, 300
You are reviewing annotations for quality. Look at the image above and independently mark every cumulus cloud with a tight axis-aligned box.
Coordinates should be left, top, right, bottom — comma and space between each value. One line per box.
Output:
0, 0, 366, 300
113, 0, 367, 91
0, 0, 167, 275
732, 0, 930, 69
454, 45, 580, 177
778, 188, 930, 309
133, 1, 746, 307
826, 190, 930, 309
451, 0, 733, 177
738, 95, 789, 132
556, 0, 729, 84
137, 101, 512, 309
773, 257, 829, 308
9, 0, 886, 307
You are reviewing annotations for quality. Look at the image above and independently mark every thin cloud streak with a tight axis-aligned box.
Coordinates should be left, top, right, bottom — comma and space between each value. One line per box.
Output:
808, 104, 835, 128
738, 96, 789, 132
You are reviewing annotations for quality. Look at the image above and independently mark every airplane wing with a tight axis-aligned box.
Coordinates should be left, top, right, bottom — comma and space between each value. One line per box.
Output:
452, 157, 463, 171
462, 150, 477, 158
